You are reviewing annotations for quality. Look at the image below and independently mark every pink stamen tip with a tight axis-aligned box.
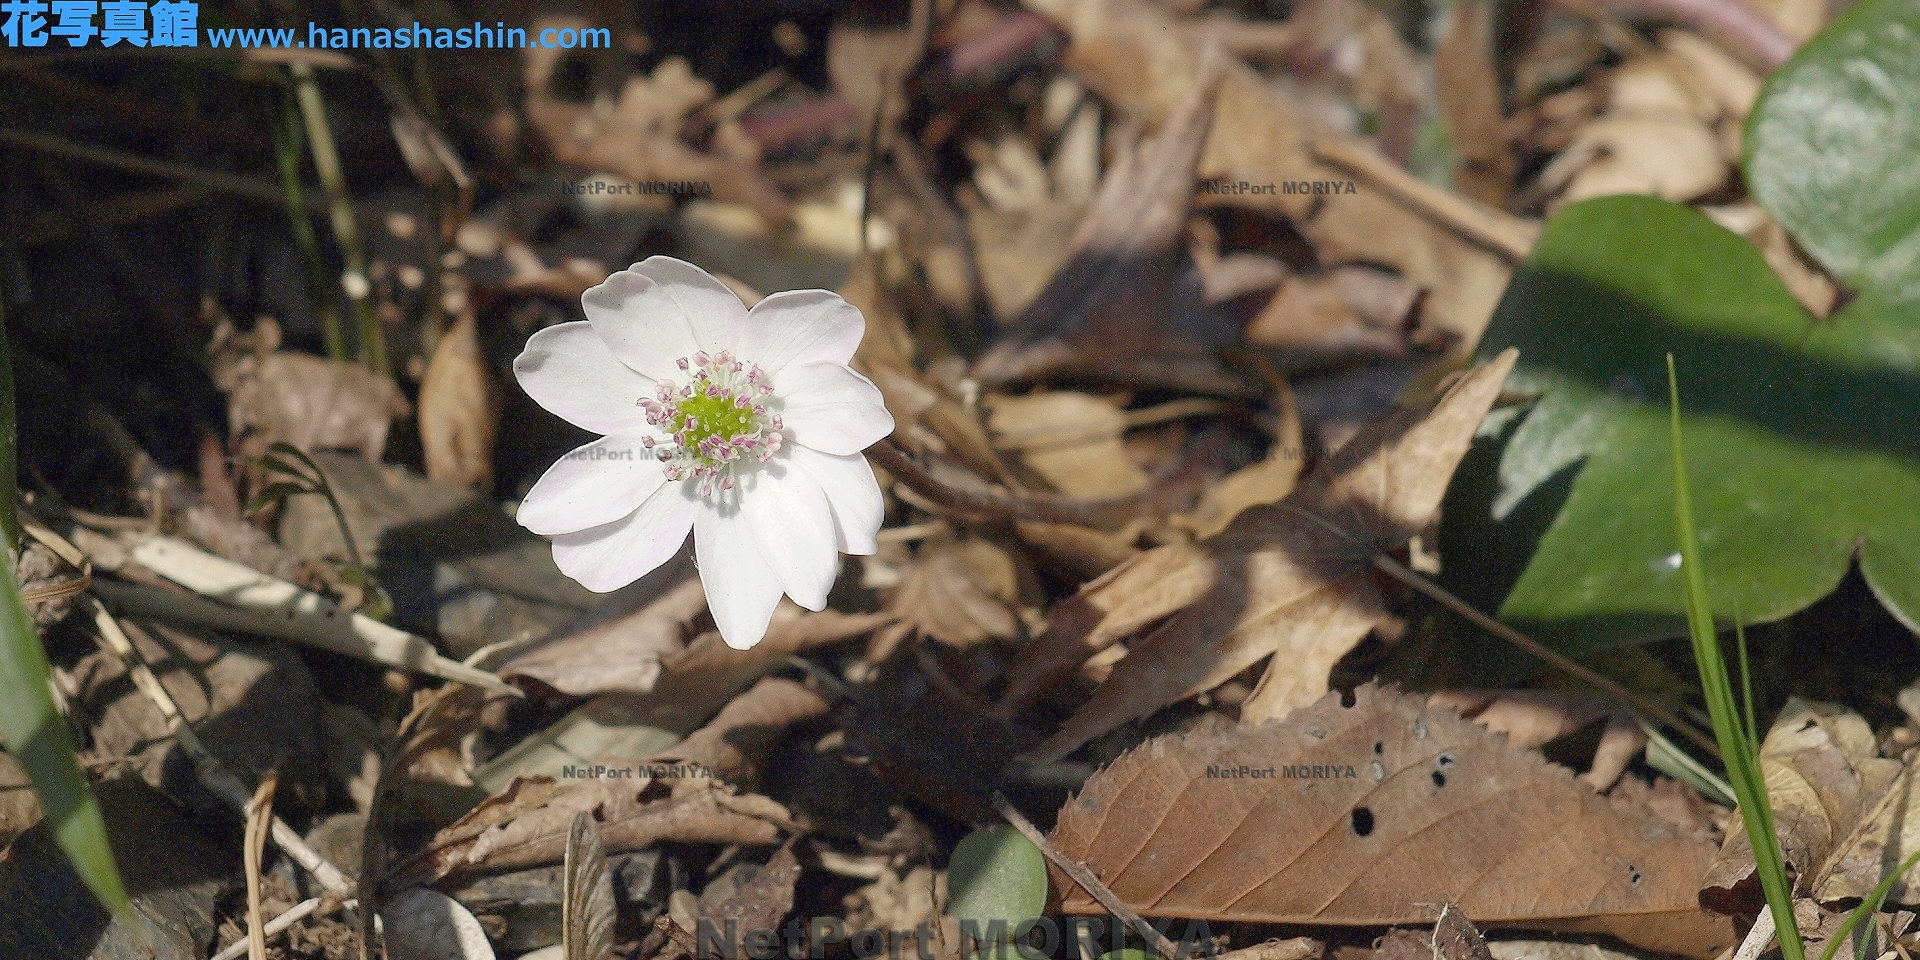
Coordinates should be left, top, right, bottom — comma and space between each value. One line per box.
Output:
677, 357, 690, 370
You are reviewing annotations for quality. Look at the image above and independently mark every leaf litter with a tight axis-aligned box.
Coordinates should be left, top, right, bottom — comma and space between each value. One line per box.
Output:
7, 0, 1919, 958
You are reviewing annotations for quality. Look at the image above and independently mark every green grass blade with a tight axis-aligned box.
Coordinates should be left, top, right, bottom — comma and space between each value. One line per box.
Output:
1668, 353, 1802, 960
1735, 618, 1760, 759
0, 304, 128, 917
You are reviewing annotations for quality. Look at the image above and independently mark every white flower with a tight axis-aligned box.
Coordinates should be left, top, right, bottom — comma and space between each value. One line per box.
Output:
512, 256, 895, 650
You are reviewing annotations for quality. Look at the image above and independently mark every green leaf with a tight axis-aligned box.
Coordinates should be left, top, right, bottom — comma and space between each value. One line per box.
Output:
1744, 0, 1920, 294
0, 304, 127, 917
947, 825, 1048, 937
246, 481, 316, 518
1102, 950, 1156, 960
1441, 195, 1920, 655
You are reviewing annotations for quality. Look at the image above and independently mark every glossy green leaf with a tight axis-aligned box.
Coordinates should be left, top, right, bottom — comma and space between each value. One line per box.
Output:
947, 825, 1048, 934
1441, 195, 1920, 656
1745, 0, 1920, 294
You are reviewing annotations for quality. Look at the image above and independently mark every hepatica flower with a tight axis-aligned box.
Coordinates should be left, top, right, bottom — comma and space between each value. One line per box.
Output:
513, 257, 894, 649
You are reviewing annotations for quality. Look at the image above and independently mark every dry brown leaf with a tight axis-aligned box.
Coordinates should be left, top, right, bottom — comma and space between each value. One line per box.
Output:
664, 604, 897, 678
986, 392, 1149, 498
1025, 0, 1514, 347
1013, 520, 1142, 581
998, 540, 1219, 713
209, 317, 409, 462
420, 311, 498, 488
1700, 697, 1920, 911
1017, 350, 1517, 759
500, 575, 706, 697
562, 811, 617, 960
1174, 380, 1305, 540
699, 843, 804, 956
971, 44, 1223, 388
1435, 0, 1513, 207
418, 776, 794, 886
523, 49, 789, 224
1242, 269, 1414, 355
1426, 690, 1647, 792
827, 21, 919, 135
880, 538, 1026, 653
648, 677, 831, 795
1046, 682, 1736, 958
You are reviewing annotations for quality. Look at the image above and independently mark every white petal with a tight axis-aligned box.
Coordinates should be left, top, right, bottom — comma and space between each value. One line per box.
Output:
516, 435, 667, 536
741, 290, 865, 376
777, 362, 896, 455
695, 509, 786, 649
740, 462, 840, 610
550, 482, 699, 592
513, 322, 654, 436
582, 257, 748, 381
789, 445, 885, 555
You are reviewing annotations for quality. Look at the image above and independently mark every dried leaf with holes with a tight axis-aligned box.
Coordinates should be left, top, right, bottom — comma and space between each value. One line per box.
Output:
1046, 682, 1735, 958
1015, 350, 1517, 760
1425, 690, 1647, 792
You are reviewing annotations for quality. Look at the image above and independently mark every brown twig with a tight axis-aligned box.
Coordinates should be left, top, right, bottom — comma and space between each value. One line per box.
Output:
244, 771, 280, 960
865, 439, 1164, 527
1580, 0, 1796, 71
990, 792, 1183, 960
1370, 554, 1721, 758
86, 602, 357, 893
1310, 138, 1540, 263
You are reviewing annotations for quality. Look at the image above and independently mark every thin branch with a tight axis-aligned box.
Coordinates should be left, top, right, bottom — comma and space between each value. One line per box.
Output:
991, 792, 1184, 960
865, 439, 1163, 526
1311, 138, 1539, 263
87, 601, 357, 895
1371, 554, 1721, 759
1579, 0, 1795, 71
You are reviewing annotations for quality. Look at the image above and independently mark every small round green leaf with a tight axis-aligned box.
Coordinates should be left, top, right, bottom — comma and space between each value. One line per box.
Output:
1745, 0, 1920, 291
1104, 949, 1157, 960
947, 825, 1049, 929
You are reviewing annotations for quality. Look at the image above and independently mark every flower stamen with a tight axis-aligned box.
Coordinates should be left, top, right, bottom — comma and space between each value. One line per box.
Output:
637, 351, 784, 498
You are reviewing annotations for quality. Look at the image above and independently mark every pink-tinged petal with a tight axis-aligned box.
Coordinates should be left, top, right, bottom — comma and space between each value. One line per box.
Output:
788, 445, 885, 555
777, 362, 895, 455
513, 322, 655, 436
516, 434, 667, 536
695, 509, 786, 649
582, 257, 748, 380
550, 482, 699, 592
739, 462, 839, 610
741, 290, 865, 376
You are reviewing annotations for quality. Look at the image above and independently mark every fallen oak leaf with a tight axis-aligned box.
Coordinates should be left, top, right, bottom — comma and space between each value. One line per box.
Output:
1046, 681, 1736, 958
1016, 349, 1517, 760
411, 776, 795, 889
